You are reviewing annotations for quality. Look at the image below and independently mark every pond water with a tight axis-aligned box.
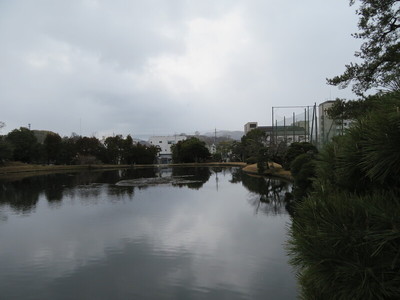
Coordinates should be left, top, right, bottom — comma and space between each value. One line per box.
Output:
0, 167, 297, 299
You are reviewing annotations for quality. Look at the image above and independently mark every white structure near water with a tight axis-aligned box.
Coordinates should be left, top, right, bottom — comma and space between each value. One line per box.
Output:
149, 135, 187, 163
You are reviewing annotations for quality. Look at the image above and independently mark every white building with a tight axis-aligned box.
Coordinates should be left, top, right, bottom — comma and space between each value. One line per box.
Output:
244, 122, 258, 135
319, 100, 353, 145
149, 135, 187, 163
208, 143, 217, 154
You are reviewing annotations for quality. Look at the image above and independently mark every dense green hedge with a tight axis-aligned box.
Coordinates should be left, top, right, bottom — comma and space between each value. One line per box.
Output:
289, 191, 400, 299
288, 92, 400, 299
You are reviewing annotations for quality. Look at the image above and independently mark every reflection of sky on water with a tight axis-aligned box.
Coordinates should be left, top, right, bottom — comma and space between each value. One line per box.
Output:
0, 168, 296, 299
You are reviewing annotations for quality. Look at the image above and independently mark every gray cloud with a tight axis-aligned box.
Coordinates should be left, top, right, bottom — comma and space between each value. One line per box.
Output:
0, 0, 360, 138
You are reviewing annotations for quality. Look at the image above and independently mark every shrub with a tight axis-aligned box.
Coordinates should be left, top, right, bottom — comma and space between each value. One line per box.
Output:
246, 156, 257, 164
288, 191, 400, 300
290, 153, 316, 199
283, 142, 317, 170
288, 92, 400, 299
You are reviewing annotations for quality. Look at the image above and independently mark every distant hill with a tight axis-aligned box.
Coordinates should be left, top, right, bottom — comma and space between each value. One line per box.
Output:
202, 130, 244, 141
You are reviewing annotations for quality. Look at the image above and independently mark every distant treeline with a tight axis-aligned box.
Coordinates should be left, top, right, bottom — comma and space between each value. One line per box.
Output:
0, 129, 158, 165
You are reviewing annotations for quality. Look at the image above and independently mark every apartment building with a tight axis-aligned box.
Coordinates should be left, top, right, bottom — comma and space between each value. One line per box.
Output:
148, 135, 187, 163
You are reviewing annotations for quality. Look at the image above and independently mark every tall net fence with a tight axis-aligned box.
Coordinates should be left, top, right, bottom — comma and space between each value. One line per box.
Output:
270, 105, 318, 145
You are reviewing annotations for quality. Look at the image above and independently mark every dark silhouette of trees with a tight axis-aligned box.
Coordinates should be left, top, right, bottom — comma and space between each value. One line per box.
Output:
0, 138, 13, 164
103, 135, 125, 164
44, 133, 62, 164
240, 129, 267, 163
288, 92, 400, 299
102, 135, 158, 165
6, 127, 41, 163
171, 137, 211, 163
282, 142, 317, 170
0, 127, 160, 166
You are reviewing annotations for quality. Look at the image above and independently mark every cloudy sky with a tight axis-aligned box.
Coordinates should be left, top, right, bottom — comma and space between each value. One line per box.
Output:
0, 0, 361, 138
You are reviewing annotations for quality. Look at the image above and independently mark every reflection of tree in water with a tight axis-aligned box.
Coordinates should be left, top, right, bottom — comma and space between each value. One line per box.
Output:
116, 168, 157, 180
229, 168, 243, 184
0, 169, 156, 214
0, 178, 41, 214
63, 169, 151, 200
171, 167, 211, 190
0, 167, 212, 215
230, 168, 292, 215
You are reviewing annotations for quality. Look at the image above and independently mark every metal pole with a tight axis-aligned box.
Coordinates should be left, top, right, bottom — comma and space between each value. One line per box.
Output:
310, 105, 315, 143
314, 103, 318, 146
284, 116, 286, 144
271, 107, 274, 146
304, 108, 307, 142
292, 112, 295, 142
307, 106, 310, 142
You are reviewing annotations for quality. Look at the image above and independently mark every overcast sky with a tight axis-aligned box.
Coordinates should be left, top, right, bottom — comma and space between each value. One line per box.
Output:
0, 0, 361, 138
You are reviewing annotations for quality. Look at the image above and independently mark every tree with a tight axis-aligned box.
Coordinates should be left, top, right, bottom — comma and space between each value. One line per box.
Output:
171, 137, 211, 163
104, 135, 125, 164
327, 92, 400, 122
290, 153, 316, 199
122, 135, 135, 164
44, 133, 62, 164
75, 136, 103, 158
240, 129, 267, 162
0, 138, 13, 163
129, 143, 159, 164
215, 140, 234, 162
288, 92, 400, 299
282, 142, 317, 170
257, 147, 270, 174
6, 127, 40, 163
74, 136, 103, 165
229, 141, 245, 162
58, 136, 79, 165
327, 0, 400, 95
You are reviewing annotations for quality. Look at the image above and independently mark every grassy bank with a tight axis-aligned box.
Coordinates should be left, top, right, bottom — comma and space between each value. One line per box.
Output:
242, 163, 293, 181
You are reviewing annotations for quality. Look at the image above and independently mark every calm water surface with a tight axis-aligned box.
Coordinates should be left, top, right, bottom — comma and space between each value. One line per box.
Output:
0, 167, 297, 299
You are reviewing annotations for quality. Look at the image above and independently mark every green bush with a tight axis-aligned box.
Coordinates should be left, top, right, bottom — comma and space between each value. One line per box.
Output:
288, 92, 400, 299
283, 142, 317, 170
288, 191, 400, 300
290, 153, 316, 199
246, 156, 257, 164
0, 139, 13, 163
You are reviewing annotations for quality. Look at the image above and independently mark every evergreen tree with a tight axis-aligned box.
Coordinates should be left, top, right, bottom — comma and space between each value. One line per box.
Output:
327, 0, 400, 95
171, 137, 210, 163
6, 127, 40, 163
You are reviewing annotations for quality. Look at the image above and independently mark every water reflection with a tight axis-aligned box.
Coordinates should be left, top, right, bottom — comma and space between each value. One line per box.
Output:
0, 167, 293, 216
0, 177, 41, 213
230, 169, 292, 215
0, 167, 214, 215
0, 167, 296, 299
172, 167, 211, 189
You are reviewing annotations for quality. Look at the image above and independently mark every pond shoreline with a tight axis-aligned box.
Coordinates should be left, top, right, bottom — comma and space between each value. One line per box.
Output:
0, 161, 292, 182
0, 162, 245, 175
242, 163, 293, 182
